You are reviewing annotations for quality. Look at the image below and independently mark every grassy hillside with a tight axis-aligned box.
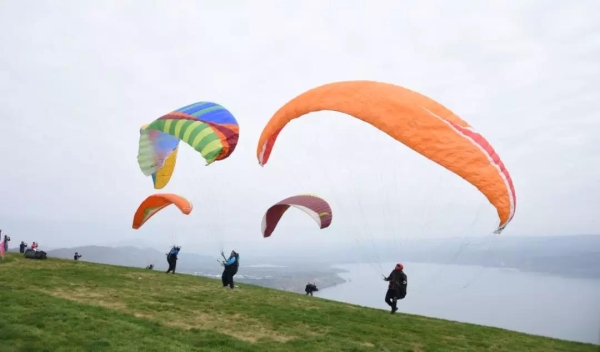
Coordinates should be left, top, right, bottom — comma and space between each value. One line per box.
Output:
0, 253, 596, 352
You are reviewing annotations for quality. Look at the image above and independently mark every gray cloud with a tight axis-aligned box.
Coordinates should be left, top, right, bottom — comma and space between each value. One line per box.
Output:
1, 0, 598, 253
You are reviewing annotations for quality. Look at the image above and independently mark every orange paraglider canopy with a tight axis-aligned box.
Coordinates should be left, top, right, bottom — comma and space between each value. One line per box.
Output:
132, 193, 193, 230
256, 80, 516, 234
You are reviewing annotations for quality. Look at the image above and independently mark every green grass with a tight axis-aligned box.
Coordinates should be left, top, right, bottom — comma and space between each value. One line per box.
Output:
0, 253, 596, 352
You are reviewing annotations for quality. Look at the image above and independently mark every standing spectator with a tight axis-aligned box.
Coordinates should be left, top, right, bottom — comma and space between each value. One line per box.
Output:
2, 231, 10, 252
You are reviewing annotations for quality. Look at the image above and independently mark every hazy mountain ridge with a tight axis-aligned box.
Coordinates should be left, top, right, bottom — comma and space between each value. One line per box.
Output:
335, 235, 600, 279
45, 245, 345, 292
10, 235, 600, 286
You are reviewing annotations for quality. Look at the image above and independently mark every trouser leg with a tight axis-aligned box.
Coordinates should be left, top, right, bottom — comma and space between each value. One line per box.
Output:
166, 260, 175, 273
228, 273, 235, 288
385, 289, 396, 307
222, 270, 228, 286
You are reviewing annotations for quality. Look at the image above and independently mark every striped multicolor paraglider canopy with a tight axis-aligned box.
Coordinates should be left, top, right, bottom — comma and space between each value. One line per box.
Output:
146, 101, 239, 165
137, 124, 180, 189
137, 101, 240, 189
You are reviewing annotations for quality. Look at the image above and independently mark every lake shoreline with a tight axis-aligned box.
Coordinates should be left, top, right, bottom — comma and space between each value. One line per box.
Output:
323, 258, 600, 285
317, 261, 600, 345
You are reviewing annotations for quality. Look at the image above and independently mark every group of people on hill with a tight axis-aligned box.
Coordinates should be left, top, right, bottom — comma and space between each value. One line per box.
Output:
303, 263, 407, 313
0, 230, 83, 262
0, 230, 41, 259
17, 240, 38, 254
164, 246, 241, 289
3, 232, 408, 314
162, 244, 408, 313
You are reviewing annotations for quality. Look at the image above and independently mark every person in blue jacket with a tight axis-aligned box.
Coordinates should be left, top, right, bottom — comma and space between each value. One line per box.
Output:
166, 246, 180, 274
221, 250, 239, 289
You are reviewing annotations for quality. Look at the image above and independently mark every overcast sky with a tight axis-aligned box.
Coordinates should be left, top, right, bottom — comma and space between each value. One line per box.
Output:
1, 0, 598, 254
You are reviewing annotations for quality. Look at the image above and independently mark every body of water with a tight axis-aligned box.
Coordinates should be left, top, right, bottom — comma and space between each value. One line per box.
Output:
318, 262, 600, 345
245, 264, 287, 268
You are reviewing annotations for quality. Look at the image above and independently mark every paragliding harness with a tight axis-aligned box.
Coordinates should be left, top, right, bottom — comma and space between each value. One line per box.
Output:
230, 254, 239, 275
385, 270, 407, 300
166, 246, 180, 262
383, 268, 407, 314
24, 248, 47, 260
220, 251, 239, 273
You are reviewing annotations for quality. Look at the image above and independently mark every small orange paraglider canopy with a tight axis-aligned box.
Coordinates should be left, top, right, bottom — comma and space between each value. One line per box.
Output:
132, 193, 193, 230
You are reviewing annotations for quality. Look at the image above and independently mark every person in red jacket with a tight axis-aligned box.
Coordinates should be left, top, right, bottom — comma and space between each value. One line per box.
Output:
383, 263, 408, 314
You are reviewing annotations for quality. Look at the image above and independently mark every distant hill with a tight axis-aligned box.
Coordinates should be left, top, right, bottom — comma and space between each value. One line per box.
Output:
326, 235, 600, 279
0, 253, 595, 352
12, 234, 600, 280
44, 245, 345, 292
47, 245, 168, 269
47, 245, 236, 273
404, 235, 600, 279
